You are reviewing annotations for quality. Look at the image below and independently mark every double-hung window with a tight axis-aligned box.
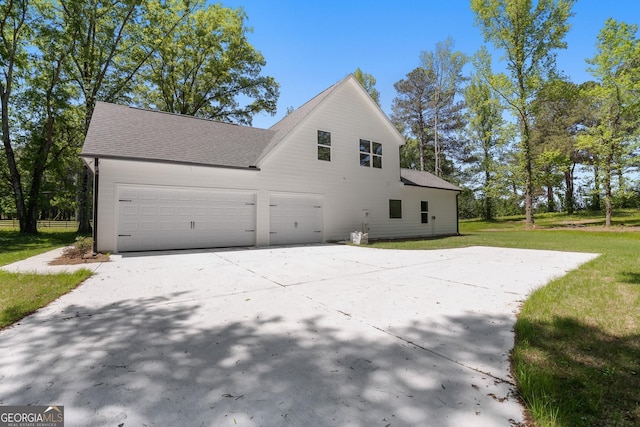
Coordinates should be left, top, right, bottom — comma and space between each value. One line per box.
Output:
318, 130, 331, 161
421, 201, 429, 224
359, 139, 382, 168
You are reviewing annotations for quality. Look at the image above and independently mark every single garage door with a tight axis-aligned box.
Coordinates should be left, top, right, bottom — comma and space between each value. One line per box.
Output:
117, 186, 256, 252
269, 194, 323, 245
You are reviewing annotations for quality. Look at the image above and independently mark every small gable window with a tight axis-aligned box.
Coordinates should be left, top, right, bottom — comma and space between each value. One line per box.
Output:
359, 139, 382, 168
389, 199, 402, 219
318, 130, 331, 161
421, 201, 429, 224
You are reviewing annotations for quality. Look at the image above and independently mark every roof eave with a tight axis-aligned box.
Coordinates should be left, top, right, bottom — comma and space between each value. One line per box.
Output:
401, 180, 461, 192
79, 153, 261, 171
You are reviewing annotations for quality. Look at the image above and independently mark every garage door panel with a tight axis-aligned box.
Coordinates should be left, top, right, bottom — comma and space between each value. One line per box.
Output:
117, 186, 256, 252
270, 195, 323, 246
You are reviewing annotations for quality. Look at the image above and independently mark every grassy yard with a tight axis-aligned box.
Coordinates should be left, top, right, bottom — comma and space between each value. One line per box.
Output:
0, 231, 92, 329
370, 211, 640, 426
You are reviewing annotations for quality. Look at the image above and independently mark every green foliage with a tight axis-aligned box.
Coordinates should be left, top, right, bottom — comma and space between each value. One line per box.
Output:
353, 67, 380, 106
63, 236, 93, 257
462, 49, 514, 220
579, 18, 640, 225
0, 0, 280, 233
137, 0, 279, 125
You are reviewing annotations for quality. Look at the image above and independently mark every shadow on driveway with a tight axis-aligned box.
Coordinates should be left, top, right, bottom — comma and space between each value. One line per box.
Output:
1, 291, 522, 426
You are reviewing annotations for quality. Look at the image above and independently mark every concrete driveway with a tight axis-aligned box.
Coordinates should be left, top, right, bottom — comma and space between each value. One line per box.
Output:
0, 245, 597, 426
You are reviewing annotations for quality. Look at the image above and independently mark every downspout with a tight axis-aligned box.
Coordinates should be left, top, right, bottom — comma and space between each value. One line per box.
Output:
456, 192, 460, 235
92, 158, 99, 255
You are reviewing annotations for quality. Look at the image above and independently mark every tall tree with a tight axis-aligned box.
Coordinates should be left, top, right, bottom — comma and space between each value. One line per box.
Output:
463, 49, 511, 220
353, 67, 380, 106
420, 37, 467, 177
392, 39, 466, 177
0, 0, 31, 232
471, 0, 575, 228
61, 0, 163, 234
136, 1, 278, 125
392, 67, 435, 172
16, 0, 75, 231
531, 77, 591, 214
580, 18, 640, 226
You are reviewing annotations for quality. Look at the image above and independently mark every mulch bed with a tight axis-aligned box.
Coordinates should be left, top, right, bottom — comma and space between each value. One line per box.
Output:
49, 251, 110, 265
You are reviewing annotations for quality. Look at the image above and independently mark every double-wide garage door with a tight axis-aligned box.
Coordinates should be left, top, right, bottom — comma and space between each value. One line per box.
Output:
117, 186, 256, 252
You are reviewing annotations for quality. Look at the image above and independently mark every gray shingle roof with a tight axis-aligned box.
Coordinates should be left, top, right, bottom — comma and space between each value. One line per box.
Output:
400, 168, 462, 192
81, 102, 276, 168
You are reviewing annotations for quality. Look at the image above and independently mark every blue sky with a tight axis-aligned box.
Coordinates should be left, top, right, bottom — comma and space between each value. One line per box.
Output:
221, 1, 640, 129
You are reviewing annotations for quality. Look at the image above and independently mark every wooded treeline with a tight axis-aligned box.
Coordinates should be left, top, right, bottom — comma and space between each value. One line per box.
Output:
1, 0, 639, 233
389, 0, 640, 226
0, 0, 278, 233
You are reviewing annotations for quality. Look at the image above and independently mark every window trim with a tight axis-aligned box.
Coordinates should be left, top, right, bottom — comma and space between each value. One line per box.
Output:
317, 130, 331, 161
359, 139, 382, 168
421, 200, 429, 224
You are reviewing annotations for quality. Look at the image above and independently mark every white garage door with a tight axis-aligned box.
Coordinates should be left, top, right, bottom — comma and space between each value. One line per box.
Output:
117, 186, 256, 252
269, 194, 323, 245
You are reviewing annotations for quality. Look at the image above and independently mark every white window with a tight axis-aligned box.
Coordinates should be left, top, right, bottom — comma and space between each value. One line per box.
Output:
421, 201, 429, 224
318, 130, 331, 161
359, 139, 382, 168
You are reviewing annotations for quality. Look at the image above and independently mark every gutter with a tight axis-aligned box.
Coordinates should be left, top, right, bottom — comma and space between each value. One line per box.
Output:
79, 153, 261, 171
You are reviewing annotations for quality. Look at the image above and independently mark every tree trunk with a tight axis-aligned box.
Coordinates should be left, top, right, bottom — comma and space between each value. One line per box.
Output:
546, 185, 554, 212
592, 162, 601, 210
564, 165, 575, 215
522, 131, 535, 228
434, 113, 440, 177
78, 96, 95, 234
483, 162, 492, 221
1, 88, 30, 233
604, 152, 613, 226
77, 165, 93, 234
418, 135, 425, 172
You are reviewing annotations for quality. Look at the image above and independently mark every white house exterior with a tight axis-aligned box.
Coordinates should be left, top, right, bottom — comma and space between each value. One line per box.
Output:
81, 75, 461, 253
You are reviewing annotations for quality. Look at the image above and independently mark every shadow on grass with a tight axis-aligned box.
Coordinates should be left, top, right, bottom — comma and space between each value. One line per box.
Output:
0, 292, 524, 426
618, 272, 640, 285
0, 231, 77, 255
515, 316, 640, 426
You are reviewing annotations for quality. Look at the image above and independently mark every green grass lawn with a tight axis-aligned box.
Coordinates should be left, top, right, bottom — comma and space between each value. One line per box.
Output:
371, 211, 640, 426
0, 231, 92, 329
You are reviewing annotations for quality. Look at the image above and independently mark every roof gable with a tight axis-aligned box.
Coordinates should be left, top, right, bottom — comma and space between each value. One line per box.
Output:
255, 74, 404, 165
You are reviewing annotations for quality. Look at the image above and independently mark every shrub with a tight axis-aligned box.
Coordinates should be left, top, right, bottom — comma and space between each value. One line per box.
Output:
63, 236, 93, 258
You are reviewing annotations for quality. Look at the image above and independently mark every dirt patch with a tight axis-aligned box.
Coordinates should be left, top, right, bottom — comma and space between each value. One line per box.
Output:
547, 225, 640, 232
49, 251, 110, 265
481, 225, 640, 233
